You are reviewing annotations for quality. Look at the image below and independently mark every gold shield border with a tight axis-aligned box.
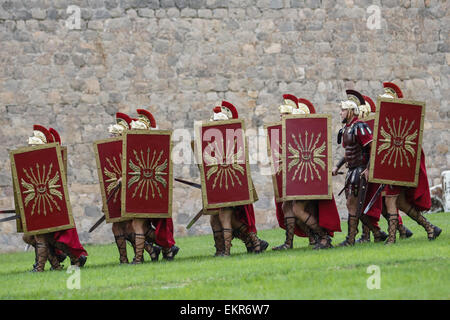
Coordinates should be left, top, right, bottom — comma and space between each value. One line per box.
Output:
9, 143, 75, 236
264, 122, 283, 203
93, 137, 131, 224
368, 97, 425, 187
121, 130, 173, 218
281, 114, 333, 201
196, 119, 255, 210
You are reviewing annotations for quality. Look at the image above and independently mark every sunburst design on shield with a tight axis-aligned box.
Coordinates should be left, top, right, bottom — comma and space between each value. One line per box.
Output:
377, 117, 418, 168
287, 131, 326, 182
128, 148, 168, 200
204, 138, 245, 190
20, 163, 63, 216
104, 154, 121, 203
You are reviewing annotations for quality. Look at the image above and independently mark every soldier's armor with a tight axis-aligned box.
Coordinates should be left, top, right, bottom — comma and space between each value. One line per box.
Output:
339, 121, 372, 197
342, 121, 371, 168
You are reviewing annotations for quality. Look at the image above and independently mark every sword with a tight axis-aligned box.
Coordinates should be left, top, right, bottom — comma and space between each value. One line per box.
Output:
175, 178, 201, 189
186, 209, 204, 230
0, 209, 16, 214
0, 214, 20, 223
363, 184, 385, 215
89, 215, 106, 233
88, 182, 121, 233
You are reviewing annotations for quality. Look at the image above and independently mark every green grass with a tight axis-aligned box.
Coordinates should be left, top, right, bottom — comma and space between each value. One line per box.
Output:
0, 212, 448, 299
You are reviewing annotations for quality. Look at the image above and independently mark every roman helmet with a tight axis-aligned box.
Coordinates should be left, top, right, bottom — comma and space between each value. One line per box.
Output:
131, 109, 157, 129
297, 98, 316, 114
28, 125, 54, 145
341, 89, 365, 116
212, 100, 239, 120
381, 82, 403, 99
361, 95, 376, 118
109, 112, 132, 135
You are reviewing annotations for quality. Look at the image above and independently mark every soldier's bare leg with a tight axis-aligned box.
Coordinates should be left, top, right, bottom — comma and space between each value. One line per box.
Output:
292, 201, 332, 249
112, 221, 129, 264
141, 220, 160, 261
396, 191, 441, 240
218, 208, 233, 256
384, 195, 399, 245
210, 214, 224, 256
339, 194, 359, 246
131, 218, 146, 264
295, 219, 316, 246
382, 200, 413, 239
32, 234, 49, 272
272, 201, 296, 250
230, 214, 267, 254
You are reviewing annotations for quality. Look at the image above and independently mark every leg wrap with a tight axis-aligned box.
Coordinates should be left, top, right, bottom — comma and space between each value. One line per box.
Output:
132, 233, 145, 264
272, 217, 295, 250
405, 206, 441, 240
47, 245, 63, 270
32, 242, 48, 272
359, 215, 386, 242
357, 224, 371, 243
223, 228, 233, 256
114, 234, 129, 264
385, 213, 398, 245
339, 214, 359, 246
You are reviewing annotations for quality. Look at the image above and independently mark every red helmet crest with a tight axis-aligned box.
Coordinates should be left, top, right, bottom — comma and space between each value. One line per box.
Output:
383, 82, 403, 98
33, 125, 54, 143
136, 109, 157, 128
116, 112, 132, 129
221, 101, 239, 119
49, 128, 61, 144
362, 95, 376, 113
297, 98, 316, 114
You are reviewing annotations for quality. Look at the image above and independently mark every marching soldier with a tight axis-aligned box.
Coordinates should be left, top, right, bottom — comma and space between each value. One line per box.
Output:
377, 82, 441, 243
332, 90, 388, 246
24, 125, 88, 271
272, 95, 341, 250
128, 109, 179, 263
355, 95, 412, 243
104, 112, 160, 264
204, 101, 268, 256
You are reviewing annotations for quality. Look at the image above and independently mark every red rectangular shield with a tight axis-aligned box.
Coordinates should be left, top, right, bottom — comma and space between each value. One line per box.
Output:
93, 137, 129, 223
196, 119, 254, 209
282, 115, 332, 200
9, 143, 74, 235
121, 130, 173, 218
265, 122, 283, 202
369, 98, 425, 187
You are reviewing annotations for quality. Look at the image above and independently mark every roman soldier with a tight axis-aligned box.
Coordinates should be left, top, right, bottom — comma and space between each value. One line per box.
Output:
332, 90, 388, 246
206, 101, 268, 256
24, 125, 88, 271
272, 95, 341, 250
356, 95, 412, 243
104, 112, 161, 264
128, 109, 179, 263
377, 82, 441, 242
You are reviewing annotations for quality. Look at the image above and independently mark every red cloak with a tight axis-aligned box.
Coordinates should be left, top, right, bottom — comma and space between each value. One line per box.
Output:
53, 227, 88, 258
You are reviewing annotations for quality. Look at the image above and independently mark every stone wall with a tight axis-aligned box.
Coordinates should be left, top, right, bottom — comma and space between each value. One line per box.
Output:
0, 0, 448, 252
